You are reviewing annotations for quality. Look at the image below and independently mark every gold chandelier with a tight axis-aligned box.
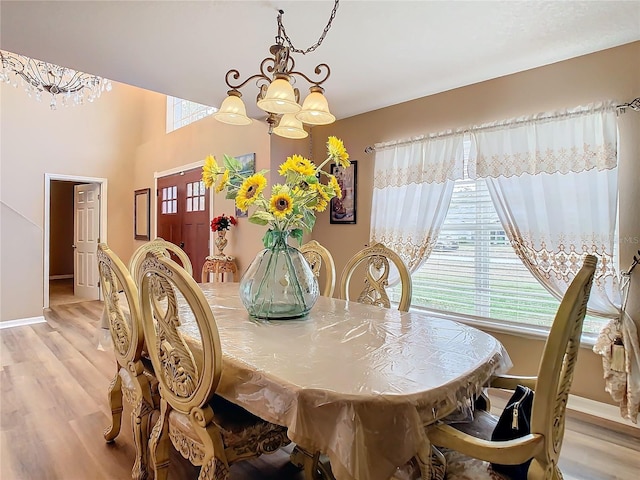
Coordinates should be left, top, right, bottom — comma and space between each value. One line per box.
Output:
1, 49, 111, 109
214, 1, 340, 139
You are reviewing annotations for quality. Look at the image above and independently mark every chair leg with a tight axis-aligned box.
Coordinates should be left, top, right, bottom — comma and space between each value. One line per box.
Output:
130, 392, 154, 480
149, 399, 171, 480
103, 370, 123, 442
290, 446, 334, 480
416, 443, 446, 480
195, 417, 231, 480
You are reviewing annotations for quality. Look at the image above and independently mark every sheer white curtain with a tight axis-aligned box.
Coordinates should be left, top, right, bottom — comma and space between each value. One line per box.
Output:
370, 134, 464, 280
472, 103, 638, 422
472, 104, 620, 314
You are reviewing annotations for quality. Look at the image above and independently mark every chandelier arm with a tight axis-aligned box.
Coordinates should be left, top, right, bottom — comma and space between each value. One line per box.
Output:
277, 0, 340, 55
224, 69, 271, 90
289, 63, 331, 87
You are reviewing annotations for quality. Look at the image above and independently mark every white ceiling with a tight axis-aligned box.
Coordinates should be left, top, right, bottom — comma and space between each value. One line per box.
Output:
1, 1, 639, 121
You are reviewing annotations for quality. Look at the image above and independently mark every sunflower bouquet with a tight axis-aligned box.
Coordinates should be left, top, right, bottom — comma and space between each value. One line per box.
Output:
202, 136, 350, 247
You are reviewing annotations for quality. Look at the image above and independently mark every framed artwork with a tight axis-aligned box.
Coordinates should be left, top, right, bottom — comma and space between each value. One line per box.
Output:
233, 153, 255, 218
330, 161, 357, 224
134, 188, 151, 240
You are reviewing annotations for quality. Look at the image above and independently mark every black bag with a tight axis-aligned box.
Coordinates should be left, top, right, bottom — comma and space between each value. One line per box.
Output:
490, 385, 534, 480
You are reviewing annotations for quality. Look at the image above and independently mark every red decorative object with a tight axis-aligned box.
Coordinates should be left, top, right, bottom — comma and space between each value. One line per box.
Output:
210, 213, 237, 232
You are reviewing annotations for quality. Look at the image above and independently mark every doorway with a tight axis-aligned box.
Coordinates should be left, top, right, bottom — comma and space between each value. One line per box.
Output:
44, 174, 108, 308
156, 167, 210, 278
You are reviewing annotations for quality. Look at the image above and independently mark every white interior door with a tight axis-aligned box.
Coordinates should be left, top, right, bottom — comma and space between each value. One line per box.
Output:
74, 183, 100, 300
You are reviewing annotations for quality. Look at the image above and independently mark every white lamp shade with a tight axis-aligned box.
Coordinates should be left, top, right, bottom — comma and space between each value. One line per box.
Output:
213, 94, 252, 125
296, 90, 336, 125
257, 78, 301, 114
273, 114, 308, 139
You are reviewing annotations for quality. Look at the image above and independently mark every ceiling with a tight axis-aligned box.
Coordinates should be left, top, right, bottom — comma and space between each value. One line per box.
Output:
1, 1, 639, 121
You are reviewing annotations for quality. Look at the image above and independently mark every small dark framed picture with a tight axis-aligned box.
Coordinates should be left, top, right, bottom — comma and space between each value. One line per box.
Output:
233, 153, 255, 218
330, 161, 357, 224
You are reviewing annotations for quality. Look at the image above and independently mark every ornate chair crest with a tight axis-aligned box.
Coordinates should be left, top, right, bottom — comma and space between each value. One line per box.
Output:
300, 240, 336, 297
339, 242, 412, 311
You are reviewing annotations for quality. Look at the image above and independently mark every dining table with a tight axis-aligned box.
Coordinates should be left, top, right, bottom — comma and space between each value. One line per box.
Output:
176, 282, 512, 480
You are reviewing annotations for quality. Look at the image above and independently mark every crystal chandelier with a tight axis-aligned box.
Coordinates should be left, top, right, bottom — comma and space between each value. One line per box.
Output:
214, 1, 339, 139
1, 50, 112, 110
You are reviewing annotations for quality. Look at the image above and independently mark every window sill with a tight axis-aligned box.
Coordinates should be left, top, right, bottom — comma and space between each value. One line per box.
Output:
407, 306, 598, 349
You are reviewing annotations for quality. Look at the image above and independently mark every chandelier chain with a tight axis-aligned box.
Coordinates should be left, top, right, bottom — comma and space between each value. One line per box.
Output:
277, 0, 339, 55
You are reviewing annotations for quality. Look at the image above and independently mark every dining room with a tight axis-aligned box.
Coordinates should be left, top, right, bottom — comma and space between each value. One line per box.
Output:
2, 2, 640, 479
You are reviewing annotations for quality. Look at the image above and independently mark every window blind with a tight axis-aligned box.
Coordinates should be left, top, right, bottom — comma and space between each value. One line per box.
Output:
391, 176, 604, 334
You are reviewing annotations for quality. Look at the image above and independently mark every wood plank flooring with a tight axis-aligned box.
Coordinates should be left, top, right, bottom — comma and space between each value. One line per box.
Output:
1, 300, 639, 480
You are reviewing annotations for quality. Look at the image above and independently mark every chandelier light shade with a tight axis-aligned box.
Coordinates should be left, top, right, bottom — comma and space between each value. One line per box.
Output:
215, 1, 340, 139
0, 49, 112, 109
213, 90, 253, 125
273, 113, 309, 139
296, 86, 336, 125
256, 75, 301, 115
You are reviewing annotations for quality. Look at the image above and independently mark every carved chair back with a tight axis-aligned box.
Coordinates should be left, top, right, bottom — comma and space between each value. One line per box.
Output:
97, 243, 145, 370
138, 252, 222, 414
129, 237, 193, 283
528, 254, 597, 474
300, 240, 336, 297
97, 243, 156, 478
339, 242, 412, 312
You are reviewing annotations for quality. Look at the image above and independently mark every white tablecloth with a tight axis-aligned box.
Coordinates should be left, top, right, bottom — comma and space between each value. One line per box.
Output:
177, 283, 511, 480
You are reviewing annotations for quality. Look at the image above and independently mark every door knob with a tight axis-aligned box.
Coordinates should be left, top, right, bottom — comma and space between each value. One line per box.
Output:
72, 244, 77, 249
180, 242, 185, 248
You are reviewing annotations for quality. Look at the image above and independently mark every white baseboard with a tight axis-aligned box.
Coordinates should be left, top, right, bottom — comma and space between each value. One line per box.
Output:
0, 316, 47, 330
568, 394, 639, 429
50, 274, 73, 280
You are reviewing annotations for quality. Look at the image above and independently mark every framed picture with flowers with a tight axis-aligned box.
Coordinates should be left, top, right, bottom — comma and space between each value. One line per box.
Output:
233, 153, 255, 218
330, 161, 357, 224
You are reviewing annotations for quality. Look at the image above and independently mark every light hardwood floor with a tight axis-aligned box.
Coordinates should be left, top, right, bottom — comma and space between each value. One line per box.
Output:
1, 300, 639, 480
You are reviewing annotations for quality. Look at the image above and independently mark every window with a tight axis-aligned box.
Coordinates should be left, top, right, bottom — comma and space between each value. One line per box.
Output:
186, 180, 206, 212
390, 144, 607, 336
166, 96, 217, 133
161, 186, 177, 214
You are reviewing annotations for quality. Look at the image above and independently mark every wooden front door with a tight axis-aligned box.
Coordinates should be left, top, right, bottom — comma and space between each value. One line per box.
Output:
157, 168, 210, 279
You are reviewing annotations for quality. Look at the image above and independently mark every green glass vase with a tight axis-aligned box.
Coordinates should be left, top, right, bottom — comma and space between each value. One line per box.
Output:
239, 230, 319, 319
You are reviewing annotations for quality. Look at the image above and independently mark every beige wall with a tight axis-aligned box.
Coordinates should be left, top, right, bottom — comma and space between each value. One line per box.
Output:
311, 42, 640, 405
1, 81, 147, 321
49, 181, 75, 276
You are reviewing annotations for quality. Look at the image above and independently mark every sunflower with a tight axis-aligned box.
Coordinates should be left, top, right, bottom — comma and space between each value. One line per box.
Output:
314, 183, 331, 202
236, 173, 267, 211
328, 175, 342, 199
278, 154, 316, 176
215, 169, 230, 193
315, 197, 328, 212
270, 192, 294, 219
202, 155, 220, 188
327, 136, 350, 168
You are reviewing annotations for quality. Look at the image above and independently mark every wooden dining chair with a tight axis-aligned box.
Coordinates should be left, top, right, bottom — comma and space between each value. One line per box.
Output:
339, 242, 412, 311
424, 254, 598, 480
300, 240, 336, 297
97, 243, 157, 480
138, 252, 291, 480
129, 237, 193, 281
